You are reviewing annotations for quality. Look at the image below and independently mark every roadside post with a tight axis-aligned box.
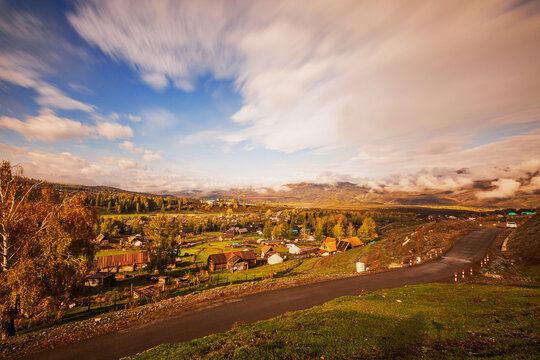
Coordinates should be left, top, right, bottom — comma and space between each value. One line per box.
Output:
454, 272, 458, 282
470, 267, 473, 275
462, 269, 465, 278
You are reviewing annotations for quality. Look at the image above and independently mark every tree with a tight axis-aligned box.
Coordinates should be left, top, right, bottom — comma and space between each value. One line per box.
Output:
147, 215, 178, 274
262, 220, 272, 239
226, 208, 234, 217
265, 209, 272, 218
0, 161, 97, 338
314, 220, 325, 241
358, 217, 378, 242
333, 221, 345, 239
346, 223, 356, 237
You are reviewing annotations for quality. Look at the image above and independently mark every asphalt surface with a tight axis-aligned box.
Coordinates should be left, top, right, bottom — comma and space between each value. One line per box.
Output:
24, 227, 501, 360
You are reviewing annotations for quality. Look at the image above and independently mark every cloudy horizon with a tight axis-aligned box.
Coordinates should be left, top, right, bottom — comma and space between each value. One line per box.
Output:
0, 0, 539, 199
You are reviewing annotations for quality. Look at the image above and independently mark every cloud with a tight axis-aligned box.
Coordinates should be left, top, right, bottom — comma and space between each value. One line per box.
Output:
0, 14, 94, 113
127, 114, 141, 122
141, 108, 176, 128
95, 122, 133, 140
69, 0, 540, 153
142, 149, 162, 162
0, 109, 93, 142
119, 140, 142, 154
34, 85, 94, 112
476, 179, 521, 199
0, 109, 133, 142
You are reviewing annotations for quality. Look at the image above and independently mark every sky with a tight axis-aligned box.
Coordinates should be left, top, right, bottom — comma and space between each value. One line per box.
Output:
0, 0, 539, 198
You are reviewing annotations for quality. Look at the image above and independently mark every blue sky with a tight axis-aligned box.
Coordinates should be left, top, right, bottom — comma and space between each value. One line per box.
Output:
0, 0, 539, 197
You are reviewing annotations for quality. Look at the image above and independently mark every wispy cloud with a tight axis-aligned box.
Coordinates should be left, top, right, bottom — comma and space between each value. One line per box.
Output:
0, 108, 132, 142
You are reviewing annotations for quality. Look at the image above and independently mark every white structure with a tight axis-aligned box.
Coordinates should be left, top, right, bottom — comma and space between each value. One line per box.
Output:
133, 240, 143, 247
287, 244, 302, 254
356, 262, 365, 272
267, 253, 284, 265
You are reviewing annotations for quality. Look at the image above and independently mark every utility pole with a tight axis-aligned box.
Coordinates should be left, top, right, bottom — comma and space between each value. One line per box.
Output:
479, 210, 482, 226
415, 228, 421, 261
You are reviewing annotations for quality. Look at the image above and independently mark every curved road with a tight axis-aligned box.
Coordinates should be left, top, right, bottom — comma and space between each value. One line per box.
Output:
25, 227, 500, 360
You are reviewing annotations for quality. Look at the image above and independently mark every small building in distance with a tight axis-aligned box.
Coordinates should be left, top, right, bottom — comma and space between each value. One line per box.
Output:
207, 249, 256, 273
267, 253, 284, 265
260, 245, 275, 258
133, 285, 164, 299
219, 232, 235, 241
319, 237, 337, 254
85, 272, 116, 287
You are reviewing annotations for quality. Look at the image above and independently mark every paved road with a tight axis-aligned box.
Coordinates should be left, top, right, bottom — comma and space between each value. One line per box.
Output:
25, 227, 500, 360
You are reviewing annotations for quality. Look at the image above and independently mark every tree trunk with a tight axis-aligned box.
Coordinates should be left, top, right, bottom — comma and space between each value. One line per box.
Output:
1, 310, 16, 339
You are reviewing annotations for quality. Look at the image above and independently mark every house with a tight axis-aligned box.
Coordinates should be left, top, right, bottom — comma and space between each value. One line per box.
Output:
85, 272, 116, 287
267, 253, 284, 265
336, 237, 364, 252
133, 285, 164, 299
207, 249, 256, 272
94, 251, 149, 272
238, 228, 249, 235
287, 244, 302, 254
319, 237, 337, 253
260, 245, 275, 258
219, 232, 235, 241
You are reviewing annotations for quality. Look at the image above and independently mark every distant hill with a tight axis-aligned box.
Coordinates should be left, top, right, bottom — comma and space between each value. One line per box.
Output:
168, 180, 538, 209
33, 177, 538, 209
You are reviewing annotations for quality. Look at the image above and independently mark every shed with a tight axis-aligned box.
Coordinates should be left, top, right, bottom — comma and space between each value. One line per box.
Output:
287, 244, 302, 254
85, 272, 116, 287
267, 253, 284, 265
261, 245, 274, 258
133, 285, 164, 299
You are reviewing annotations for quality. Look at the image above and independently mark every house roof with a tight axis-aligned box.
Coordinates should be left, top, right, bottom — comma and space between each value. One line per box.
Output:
320, 240, 337, 252
345, 236, 363, 247
221, 232, 235, 238
95, 251, 148, 268
323, 237, 336, 243
208, 250, 256, 265
299, 247, 318, 252
336, 240, 352, 252
134, 285, 163, 298
261, 245, 273, 253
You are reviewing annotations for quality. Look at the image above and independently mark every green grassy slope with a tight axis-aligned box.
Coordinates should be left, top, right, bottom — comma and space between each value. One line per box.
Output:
129, 283, 539, 359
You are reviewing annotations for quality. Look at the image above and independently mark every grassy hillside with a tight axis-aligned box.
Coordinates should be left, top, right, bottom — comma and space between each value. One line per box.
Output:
129, 284, 539, 360
506, 214, 540, 266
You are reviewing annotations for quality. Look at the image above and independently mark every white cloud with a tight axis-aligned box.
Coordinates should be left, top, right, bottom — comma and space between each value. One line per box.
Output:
95, 122, 133, 140
127, 114, 141, 122
0, 109, 133, 142
119, 140, 142, 154
476, 179, 522, 199
0, 109, 92, 142
141, 108, 176, 128
0, 53, 94, 113
142, 149, 162, 162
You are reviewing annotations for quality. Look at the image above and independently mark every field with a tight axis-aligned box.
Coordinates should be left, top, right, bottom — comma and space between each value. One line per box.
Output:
129, 283, 540, 359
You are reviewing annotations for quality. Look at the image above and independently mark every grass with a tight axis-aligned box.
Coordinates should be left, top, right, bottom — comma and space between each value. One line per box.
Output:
128, 283, 539, 360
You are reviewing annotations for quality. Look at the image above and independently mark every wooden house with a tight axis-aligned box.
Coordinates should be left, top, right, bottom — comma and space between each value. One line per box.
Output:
207, 249, 256, 273
319, 237, 337, 253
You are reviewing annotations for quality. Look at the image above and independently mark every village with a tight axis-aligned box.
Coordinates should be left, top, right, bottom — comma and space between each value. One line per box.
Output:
72, 205, 530, 324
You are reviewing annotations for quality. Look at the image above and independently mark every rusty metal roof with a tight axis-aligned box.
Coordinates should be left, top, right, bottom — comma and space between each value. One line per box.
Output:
95, 251, 148, 269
